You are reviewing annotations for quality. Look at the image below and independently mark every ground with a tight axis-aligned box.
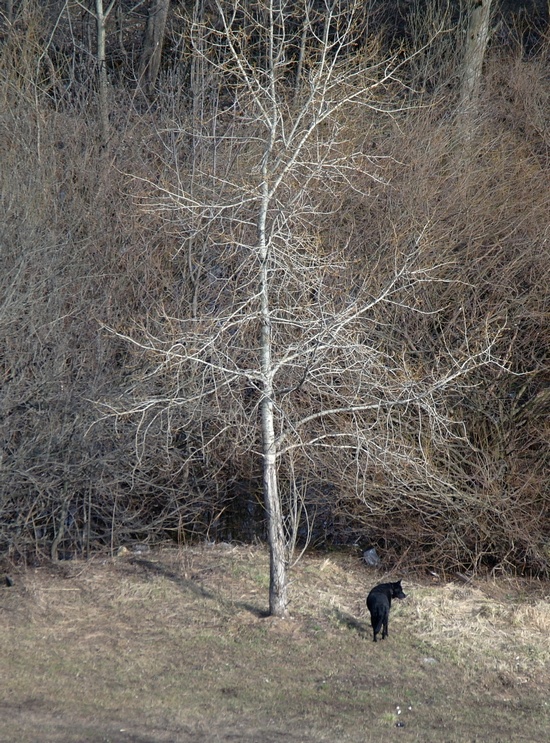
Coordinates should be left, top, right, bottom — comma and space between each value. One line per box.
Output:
1, 544, 549, 742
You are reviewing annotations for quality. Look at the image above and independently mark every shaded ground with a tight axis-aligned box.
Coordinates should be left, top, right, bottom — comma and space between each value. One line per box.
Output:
1, 544, 550, 742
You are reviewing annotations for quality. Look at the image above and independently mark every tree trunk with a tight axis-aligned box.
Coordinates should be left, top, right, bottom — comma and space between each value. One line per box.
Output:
459, 0, 493, 118
258, 137, 288, 615
261, 392, 288, 617
95, 0, 112, 146
258, 238, 288, 615
139, 0, 170, 97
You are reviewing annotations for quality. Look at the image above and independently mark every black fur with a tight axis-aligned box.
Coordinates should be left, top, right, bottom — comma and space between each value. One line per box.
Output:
366, 580, 406, 642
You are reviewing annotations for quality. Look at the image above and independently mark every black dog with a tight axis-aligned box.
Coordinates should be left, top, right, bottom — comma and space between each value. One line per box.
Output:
366, 581, 406, 642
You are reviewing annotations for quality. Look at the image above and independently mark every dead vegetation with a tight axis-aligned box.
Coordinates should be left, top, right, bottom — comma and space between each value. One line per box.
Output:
0, 1, 549, 579
2, 544, 550, 741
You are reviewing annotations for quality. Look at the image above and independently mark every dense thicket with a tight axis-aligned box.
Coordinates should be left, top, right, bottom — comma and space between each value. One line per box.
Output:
0, 0, 548, 576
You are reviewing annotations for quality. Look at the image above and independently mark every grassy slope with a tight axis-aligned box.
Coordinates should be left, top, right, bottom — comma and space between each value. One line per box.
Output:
1, 544, 549, 742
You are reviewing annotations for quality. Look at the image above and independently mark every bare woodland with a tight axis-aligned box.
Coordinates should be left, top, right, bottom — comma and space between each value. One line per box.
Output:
0, 0, 548, 612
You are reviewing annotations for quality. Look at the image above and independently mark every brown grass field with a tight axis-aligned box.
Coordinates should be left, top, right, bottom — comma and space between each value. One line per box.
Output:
2, 544, 550, 742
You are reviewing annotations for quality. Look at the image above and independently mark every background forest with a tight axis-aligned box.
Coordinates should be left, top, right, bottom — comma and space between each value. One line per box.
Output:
0, 0, 548, 579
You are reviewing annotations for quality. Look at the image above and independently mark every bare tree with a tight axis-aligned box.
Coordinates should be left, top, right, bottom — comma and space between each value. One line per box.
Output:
113, 0, 504, 616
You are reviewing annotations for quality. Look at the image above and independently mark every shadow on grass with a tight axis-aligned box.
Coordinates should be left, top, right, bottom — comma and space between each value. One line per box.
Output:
332, 607, 369, 637
128, 557, 268, 617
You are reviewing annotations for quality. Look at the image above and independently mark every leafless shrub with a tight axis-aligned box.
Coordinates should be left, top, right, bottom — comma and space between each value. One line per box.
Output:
0, 1, 548, 580
321, 43, 550, 574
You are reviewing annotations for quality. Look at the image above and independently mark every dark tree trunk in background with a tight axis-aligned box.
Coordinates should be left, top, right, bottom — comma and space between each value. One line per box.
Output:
139, 0, 170, 96
459, 0, 494, 118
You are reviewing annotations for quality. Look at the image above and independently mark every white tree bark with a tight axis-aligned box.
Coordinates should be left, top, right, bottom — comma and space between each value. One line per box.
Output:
257, 83, 289, 613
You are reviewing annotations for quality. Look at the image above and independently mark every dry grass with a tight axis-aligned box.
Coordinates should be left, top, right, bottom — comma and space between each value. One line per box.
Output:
2, 544, 550, 742
410, 580, 550, 687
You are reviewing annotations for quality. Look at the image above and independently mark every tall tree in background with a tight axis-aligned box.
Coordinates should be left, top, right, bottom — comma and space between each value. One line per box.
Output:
75, 0, 117, 143
95, 0, 116, 143
459, 0, 494, 121
139, 0, 170, 96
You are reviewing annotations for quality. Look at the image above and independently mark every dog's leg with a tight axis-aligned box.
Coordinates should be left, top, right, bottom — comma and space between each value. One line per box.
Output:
382, 611, 389, 639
